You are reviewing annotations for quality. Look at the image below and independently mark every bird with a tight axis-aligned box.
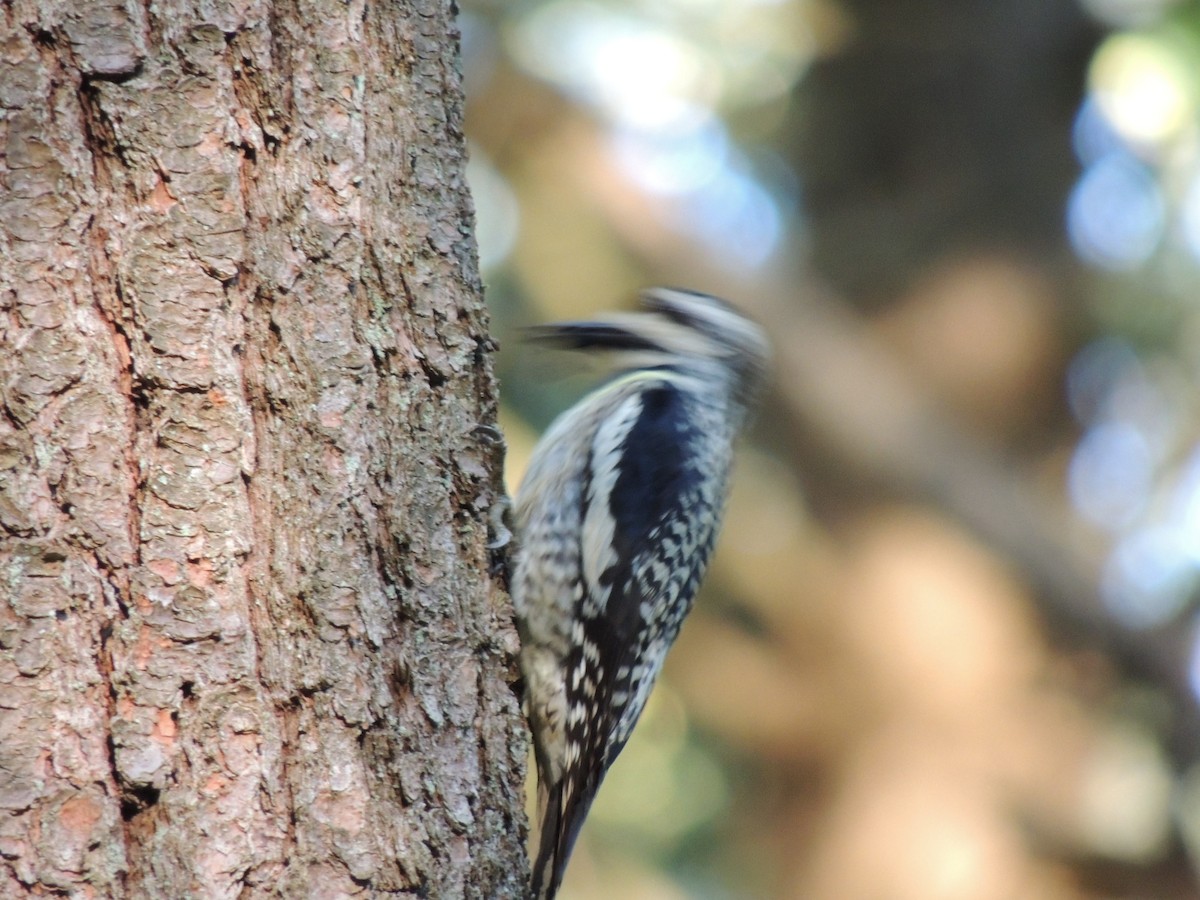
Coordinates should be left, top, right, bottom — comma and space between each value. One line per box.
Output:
510, 287, 769, 899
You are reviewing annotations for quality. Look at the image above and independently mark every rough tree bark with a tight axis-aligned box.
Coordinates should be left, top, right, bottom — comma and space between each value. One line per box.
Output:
0, 1, 527, 897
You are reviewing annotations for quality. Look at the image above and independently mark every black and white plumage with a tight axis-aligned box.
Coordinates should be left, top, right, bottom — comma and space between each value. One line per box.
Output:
511, 288, 769, 899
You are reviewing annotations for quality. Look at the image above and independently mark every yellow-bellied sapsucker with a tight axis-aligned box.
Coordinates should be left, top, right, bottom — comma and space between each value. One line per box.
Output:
511, 288, 769, 899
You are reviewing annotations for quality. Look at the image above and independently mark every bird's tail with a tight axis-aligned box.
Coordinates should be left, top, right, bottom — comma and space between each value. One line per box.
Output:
530, 772, 601, 900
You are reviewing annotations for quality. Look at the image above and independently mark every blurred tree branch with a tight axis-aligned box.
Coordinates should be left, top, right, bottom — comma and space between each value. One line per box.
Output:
755, 282, 1200, 761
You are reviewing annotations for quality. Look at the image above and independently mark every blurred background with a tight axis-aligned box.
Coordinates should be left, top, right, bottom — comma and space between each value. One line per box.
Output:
464, 0, 1200, 896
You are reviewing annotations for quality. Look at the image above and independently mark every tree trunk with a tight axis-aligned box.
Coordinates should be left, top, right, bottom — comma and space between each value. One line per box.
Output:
0, 2, 527, 897
792, 0, 1098, 308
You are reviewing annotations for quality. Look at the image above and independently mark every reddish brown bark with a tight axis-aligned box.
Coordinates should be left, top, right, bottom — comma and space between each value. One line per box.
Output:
0, 1, 527, 897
